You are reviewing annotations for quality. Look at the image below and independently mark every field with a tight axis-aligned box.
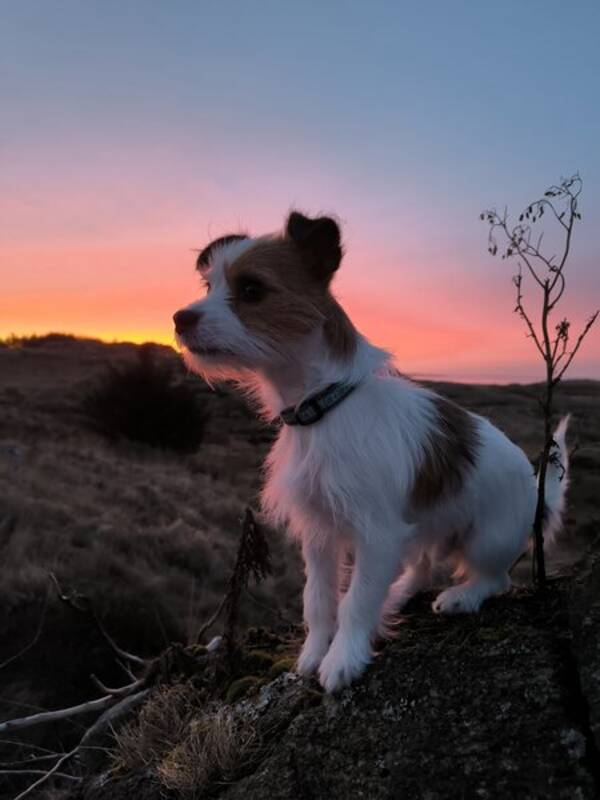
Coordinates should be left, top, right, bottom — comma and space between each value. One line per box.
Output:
0, 335, 599, 796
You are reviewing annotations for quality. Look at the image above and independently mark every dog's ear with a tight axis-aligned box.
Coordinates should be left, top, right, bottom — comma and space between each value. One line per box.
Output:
285, 211, 342, 283
196, 234, 248, 274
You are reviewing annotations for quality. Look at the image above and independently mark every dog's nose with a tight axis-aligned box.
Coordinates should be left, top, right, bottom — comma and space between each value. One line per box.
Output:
173, 309, 202, 334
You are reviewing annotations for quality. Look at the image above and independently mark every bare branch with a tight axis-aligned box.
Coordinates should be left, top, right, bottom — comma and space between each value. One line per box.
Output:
78, 689, 149, 754
481, 173, 594, 588
0, 695, 117, 735
13, 746, 80, 800
194, 594, 228, 644
88, 606, 146, 667
0, 739, 58, 755
195, 508, 271, 645
548, 270, 566, 310
512, 270, 545, 359
537, 197, 569, 231
90, 675, 144, 698
0, 587, 49, 670
550, 321, 568, 366
50, 572, 146, 666
0, 752, 68, 769
0, 768, 79, 780
554, 310, 600, 384
9, 745, 79, 800
49, 572, 88, 612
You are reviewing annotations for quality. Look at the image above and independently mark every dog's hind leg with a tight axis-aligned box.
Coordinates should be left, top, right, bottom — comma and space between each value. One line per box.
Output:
432, 572, 510, 614
378, 552, 431, 635
432, 513, 526, 615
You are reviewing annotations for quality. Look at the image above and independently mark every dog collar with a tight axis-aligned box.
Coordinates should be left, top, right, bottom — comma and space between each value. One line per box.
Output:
280, 382, 357, 426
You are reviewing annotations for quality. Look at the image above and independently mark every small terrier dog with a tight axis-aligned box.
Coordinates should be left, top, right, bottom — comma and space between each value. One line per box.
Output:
174, 211, 569, 692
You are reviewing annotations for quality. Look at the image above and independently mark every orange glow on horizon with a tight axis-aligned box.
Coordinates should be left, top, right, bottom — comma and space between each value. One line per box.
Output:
3, 240, 599, 383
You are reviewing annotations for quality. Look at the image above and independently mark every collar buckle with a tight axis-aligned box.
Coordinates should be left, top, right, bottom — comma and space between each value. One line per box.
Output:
296, 398, 324, 426
280, 382, 357, 427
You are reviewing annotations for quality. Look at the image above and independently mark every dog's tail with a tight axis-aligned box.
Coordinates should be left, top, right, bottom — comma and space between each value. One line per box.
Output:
540, 414, 570, 548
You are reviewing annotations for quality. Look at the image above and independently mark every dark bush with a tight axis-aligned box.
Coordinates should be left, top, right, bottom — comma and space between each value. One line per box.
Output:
83, 344, 208, 451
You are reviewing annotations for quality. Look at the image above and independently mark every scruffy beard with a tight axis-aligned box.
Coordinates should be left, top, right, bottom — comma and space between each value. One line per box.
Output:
176, 323, 297, 386
181, 346, 249, 384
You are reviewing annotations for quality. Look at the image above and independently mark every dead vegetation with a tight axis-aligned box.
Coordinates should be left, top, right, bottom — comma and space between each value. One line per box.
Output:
482, 174, 598, 584
0, 506, 279, 798
115, 685, 257, 796
83, 343, 209, 452
1, 336, 599, 798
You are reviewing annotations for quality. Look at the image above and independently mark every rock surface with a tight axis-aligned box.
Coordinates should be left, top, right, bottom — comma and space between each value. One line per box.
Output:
74, 577, 600, 800
570, 550, 600, 758
221, 588, 595, 800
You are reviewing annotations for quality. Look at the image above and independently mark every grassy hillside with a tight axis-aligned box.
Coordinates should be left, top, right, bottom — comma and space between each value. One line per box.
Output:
0, 334, 598, 795
0, 336, 303, 775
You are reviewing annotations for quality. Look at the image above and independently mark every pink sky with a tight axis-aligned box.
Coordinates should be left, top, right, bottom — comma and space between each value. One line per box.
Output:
3, 227, 598, 383
2, 3, 599, 382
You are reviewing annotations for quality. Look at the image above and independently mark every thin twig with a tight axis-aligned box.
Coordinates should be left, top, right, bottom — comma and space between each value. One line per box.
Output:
90, 676, 144, 698
49, 572, 145, 666
0, 739, 58, 755
0, 587, 49, 670
88, 607, 146, 667
0, 695, 117, 735
481, 173, 597, 587
194, 595, 228, 644
13, 746, 80, 800
0, 768, 79, 780
554, 310, 600, 384
0, 753, 67, 769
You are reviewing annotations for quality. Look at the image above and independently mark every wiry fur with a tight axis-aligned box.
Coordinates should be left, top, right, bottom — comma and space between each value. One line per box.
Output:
174, 211, 570, 693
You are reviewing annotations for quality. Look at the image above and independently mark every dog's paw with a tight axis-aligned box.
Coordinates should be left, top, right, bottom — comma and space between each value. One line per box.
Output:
296, 633, 331, 676
317, 636, 371, 693
432, 584, 488, 615
432, 575, 510, 615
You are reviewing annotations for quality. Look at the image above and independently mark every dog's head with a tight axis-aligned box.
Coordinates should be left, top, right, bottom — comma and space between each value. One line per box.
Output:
174, 211, 355, 381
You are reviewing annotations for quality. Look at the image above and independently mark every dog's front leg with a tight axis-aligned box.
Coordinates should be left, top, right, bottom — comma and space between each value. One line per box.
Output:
318, 533, 403, 693
296, 535, 340, 676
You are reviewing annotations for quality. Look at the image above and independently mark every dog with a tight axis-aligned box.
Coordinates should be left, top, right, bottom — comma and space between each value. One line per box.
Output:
173, 211, 569, 693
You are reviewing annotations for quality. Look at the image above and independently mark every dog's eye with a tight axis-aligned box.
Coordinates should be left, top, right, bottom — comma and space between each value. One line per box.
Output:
238, 278, 266, 303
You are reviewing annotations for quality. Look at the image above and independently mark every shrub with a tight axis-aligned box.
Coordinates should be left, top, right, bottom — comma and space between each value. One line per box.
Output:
83, 344, 208, 451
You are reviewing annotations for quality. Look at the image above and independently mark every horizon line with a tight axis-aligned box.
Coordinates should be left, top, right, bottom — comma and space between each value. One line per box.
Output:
2, 329, 599, 388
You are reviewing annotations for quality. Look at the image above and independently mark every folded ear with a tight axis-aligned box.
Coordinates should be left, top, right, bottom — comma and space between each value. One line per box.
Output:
285, 211, 342, 283
196, 234, 248, 274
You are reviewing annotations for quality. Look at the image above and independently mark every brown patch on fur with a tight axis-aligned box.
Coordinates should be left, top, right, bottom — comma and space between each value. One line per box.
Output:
323, 299, 357, 360
411, 397, 480, 510
196, 234, 248, 273
285, 211, 342, 283
226, 237, 357, 360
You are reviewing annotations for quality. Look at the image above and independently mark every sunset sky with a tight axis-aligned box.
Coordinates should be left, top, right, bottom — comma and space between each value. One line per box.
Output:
2, 1, 599, 382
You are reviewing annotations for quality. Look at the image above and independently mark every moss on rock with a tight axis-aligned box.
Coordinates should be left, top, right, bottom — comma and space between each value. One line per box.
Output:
225, 675, 265, 704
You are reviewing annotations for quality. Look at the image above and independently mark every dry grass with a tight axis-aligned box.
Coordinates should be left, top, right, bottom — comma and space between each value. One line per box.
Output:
0, 337, 302, 644
114, 684, 256, 797
0, 336, 302, 786
157, 707, 256, 795
0, 335, 598, 795
113, 685, 197, 771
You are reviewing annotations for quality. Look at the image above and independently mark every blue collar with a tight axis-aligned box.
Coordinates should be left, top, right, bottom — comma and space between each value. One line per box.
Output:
280, 382, 357, 426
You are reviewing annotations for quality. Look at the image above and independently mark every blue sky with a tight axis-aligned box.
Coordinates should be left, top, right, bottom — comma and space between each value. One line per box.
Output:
2, 1, 599, 380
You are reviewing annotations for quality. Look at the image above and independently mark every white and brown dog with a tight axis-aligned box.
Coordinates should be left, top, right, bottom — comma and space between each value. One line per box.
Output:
174, 212, 569, 692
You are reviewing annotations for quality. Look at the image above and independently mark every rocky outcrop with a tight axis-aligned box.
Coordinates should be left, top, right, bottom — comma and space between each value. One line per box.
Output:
221, 588, 595, 800
570, 550, 600, 760
72, 573, 600, 800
